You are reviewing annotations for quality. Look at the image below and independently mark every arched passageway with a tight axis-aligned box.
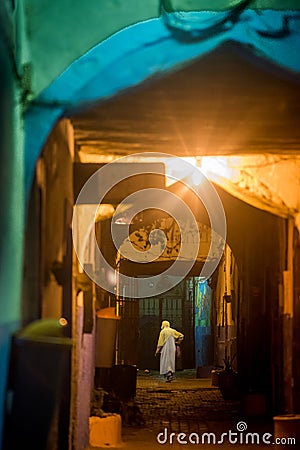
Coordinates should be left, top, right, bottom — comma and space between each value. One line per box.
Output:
2, 4, 300, 449
19, 50, 300, 450
21, 128, 295, 450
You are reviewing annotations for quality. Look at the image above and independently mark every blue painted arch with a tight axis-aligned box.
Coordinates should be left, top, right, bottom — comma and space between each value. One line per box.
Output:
25, 9, 300, 196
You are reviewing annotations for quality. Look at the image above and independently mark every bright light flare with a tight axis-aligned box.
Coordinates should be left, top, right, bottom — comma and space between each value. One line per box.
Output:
164, 157, 200, 186
200, 157, 240, 183
164, 155, 241, 187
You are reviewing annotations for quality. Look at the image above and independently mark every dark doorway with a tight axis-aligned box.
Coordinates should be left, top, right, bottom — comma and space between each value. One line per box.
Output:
137, 280, 194, 370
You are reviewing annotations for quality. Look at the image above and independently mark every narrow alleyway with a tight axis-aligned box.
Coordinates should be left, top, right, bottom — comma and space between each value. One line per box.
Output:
87, 370, 276, 449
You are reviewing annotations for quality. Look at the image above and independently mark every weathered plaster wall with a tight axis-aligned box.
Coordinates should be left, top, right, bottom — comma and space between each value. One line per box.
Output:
203, 155, 300, 222
38, 119, 74, 318
213, 245, 238, 369
24, 119, 97, 450
71, 289, 96, 450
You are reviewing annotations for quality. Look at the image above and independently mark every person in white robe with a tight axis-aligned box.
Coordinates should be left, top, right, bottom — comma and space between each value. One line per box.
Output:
155, 320, 184, 382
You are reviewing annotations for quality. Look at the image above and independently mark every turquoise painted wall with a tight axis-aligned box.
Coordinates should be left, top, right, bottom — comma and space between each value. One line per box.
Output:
0, 36, 25, 448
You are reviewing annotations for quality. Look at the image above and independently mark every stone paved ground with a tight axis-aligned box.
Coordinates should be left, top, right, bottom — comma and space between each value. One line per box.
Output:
134, 370, 240, 435
87, 369, 278, 449
119, 370, 275, 449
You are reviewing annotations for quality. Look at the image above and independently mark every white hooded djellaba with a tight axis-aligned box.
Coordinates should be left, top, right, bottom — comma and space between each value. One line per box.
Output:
156, 321, 184, 378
